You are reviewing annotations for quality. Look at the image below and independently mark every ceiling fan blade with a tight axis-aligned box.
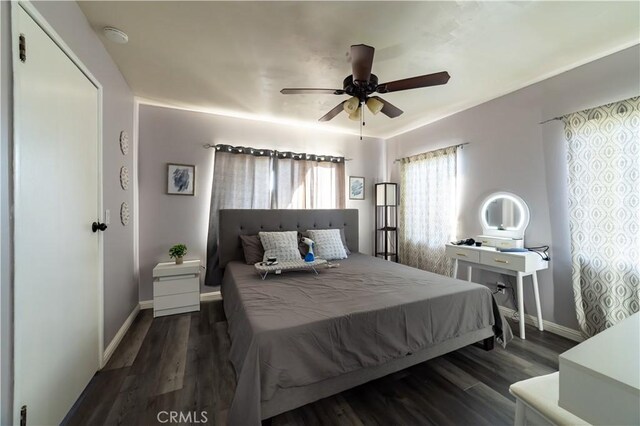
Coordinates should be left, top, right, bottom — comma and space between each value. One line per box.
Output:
370, 96, 403, 118
319, 101, 347, 122
350, 44, 375, 84
281, 88, 345, 95
377, 71, 450, 93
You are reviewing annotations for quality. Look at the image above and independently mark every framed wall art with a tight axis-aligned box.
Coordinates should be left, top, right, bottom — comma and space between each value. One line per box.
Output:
167, 163, 195, 196
349, 176, 365, 200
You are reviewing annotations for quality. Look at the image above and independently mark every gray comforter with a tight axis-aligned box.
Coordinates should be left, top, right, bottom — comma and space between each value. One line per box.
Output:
222, 253, 512, 425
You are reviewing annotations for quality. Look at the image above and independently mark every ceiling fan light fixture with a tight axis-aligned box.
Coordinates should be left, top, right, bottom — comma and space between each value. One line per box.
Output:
348, 106, 361, 121
366, 97, 384, 115
343, 96, 359, 115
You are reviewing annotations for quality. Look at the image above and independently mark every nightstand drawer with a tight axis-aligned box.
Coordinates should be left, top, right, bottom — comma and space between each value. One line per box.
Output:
153, 260, 200, 277
445, 245, 480, 263
154, 291, 199, 311
480, 251, 526, 271
153, 275, 199, 297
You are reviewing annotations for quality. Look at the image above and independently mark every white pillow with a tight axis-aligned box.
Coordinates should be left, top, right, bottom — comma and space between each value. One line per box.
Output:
307, 229, 348, 260
258, 231, 301, 262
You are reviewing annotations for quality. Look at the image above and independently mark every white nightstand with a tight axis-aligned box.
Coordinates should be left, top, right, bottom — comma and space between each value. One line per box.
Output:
152, 260, 201, 318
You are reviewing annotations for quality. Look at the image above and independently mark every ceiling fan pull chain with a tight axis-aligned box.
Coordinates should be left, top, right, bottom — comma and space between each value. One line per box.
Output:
360, 103, 364, 140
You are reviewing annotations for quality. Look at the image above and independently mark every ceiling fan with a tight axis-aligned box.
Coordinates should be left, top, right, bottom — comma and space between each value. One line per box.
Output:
280, 44, 450, 125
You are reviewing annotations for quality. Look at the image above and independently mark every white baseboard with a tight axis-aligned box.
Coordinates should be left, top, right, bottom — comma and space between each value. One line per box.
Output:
139, 290, 222, 310
139, 299, 153, 310
102, 304, 140, 367
499, 306, 584, 343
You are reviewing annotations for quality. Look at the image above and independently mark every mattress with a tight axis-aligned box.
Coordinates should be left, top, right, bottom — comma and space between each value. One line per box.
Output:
222, 253, 512, 425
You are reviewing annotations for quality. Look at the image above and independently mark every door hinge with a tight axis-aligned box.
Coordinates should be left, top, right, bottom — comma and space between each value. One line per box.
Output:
20, 405, 27, 426
19, 34, 26, 63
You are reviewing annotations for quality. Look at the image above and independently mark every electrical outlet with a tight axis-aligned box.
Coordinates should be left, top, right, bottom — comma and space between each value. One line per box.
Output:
105, 209, 111, 225
496, 282, 506, 294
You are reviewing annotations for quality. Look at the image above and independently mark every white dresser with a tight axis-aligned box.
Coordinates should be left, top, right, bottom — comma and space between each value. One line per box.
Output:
152, 260, 201, 318
445, 243, 548, 339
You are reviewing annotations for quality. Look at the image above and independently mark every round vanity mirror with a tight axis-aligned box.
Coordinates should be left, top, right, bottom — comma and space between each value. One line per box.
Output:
479, 192, 530, 239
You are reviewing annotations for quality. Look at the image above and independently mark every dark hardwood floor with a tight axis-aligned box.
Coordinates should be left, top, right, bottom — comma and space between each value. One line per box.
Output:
64, 301, 576, 425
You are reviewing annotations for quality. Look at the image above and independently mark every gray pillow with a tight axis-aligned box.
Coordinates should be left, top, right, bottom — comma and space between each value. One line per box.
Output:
307, 229, 348, 260
240, 234, 264, 265
298, 229, 351, 256
259, 231, 301, 262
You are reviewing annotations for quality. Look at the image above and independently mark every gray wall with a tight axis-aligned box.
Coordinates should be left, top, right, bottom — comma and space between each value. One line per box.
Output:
386, 45, 640, 330
30, 1, 138, 347
1, 2, 13, 424
138, 104, 385, 301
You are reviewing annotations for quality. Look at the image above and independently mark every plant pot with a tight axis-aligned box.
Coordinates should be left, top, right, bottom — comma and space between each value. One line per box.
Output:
175, 257, 183, 265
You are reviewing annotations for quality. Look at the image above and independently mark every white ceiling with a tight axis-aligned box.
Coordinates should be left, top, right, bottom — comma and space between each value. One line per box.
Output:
78, 1, 639, 138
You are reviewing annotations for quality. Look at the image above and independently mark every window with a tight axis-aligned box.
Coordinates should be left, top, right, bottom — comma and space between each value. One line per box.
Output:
399, 146, 457, 275
275, 157, 345, 209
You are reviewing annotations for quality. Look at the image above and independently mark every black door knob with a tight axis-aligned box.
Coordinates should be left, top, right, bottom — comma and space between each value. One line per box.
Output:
92, 222, 107, 233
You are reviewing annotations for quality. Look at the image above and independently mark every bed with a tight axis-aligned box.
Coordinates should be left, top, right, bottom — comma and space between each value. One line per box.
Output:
218, 209, 512, 425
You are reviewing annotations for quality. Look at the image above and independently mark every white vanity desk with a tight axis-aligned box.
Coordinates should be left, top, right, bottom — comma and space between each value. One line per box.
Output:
446, 191, 549, 340
445, 243, 547, 339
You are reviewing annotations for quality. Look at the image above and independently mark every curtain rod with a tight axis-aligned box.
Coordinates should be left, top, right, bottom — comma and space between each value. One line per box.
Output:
541, 95, 638, 124
539, 116, 562, 124
394, 142, 469, 163
202, 144, 352, 161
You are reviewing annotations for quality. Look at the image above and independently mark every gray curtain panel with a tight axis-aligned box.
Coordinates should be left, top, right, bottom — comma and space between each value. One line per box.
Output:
205, 145, 345, 286
564, 96, 640, 337
205, 150, 274, 286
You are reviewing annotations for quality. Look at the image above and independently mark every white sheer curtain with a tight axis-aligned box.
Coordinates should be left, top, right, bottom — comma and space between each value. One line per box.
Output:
399, 146, 457, 275
276, 158, 345, 209
564, 96, 640, 337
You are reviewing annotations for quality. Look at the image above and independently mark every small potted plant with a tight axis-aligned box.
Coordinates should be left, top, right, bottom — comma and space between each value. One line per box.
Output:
169, 244, 188, 265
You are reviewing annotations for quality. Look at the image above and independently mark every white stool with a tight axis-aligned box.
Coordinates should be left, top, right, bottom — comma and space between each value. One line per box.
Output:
509, 372, 589, 426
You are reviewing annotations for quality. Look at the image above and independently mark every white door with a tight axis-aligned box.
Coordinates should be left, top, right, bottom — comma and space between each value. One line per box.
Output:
13, 5, 101, 425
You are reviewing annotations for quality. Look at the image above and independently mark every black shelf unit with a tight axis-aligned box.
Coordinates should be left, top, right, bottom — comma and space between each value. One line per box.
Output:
375, 182, 398, 262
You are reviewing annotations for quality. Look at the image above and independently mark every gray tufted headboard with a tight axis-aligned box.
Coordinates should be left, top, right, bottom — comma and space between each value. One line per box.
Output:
218, 209, 359, 267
